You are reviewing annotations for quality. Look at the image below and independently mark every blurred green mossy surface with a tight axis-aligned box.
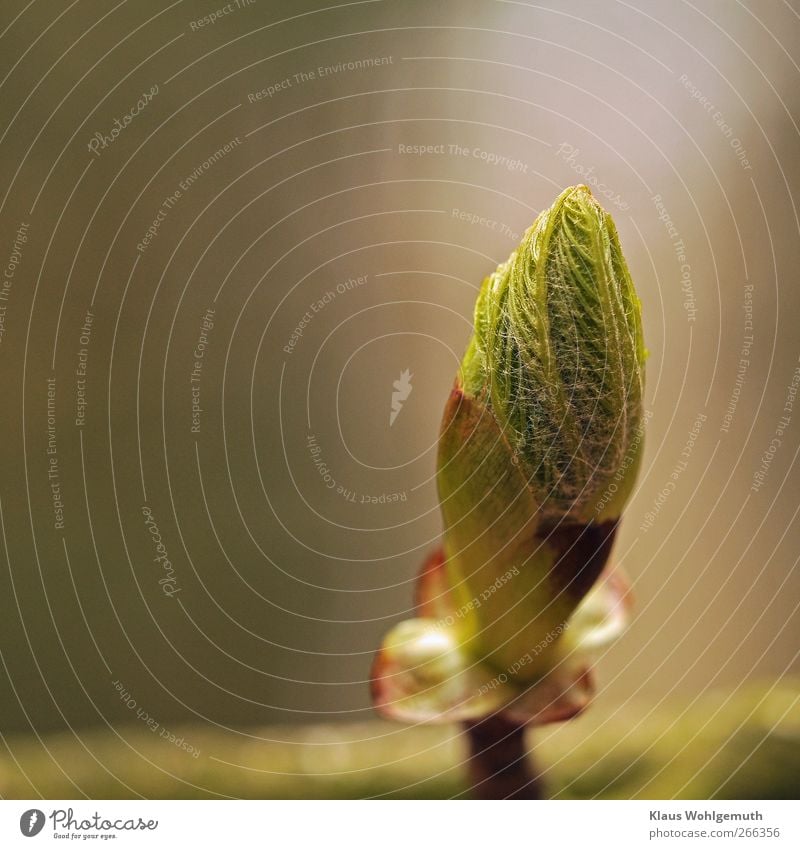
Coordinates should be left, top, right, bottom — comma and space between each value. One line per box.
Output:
1, 680, 797, 799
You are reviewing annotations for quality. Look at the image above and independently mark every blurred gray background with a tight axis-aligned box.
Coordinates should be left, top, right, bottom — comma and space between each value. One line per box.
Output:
0, 0, 797, 754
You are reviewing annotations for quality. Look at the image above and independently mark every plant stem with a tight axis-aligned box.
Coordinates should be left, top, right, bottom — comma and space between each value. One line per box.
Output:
463, 715, 543, 799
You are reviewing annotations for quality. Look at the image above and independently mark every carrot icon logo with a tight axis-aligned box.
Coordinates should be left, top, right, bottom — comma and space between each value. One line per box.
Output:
389, 369, 413, 426
20, 809, 45, 837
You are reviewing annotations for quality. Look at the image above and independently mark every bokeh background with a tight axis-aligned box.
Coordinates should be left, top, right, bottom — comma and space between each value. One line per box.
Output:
0, 0, 798, 798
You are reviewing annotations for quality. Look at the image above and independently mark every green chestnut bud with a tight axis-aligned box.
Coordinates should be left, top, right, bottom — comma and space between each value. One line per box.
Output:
373, 186, 646, 725
460, 184, 646, 523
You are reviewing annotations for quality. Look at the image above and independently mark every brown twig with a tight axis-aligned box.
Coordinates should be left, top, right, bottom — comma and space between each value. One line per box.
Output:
463, 715, 543, 799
